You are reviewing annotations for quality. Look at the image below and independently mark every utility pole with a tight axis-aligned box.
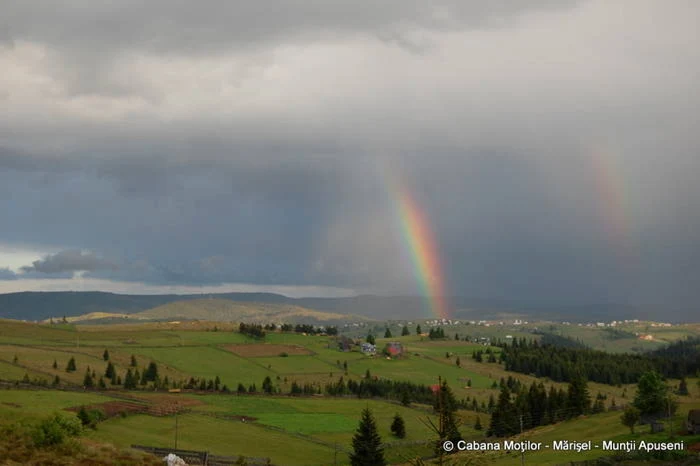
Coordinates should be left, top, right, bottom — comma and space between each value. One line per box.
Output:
520, 415, 525, 466
175, 412, 179, 449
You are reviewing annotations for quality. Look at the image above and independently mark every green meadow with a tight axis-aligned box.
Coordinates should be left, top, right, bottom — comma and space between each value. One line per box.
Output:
1, 318, 698, 465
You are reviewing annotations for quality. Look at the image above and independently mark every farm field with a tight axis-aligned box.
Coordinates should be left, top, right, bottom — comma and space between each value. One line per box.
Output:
0, 318, 699, 465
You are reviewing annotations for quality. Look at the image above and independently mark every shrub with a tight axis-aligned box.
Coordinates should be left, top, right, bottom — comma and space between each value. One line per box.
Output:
31, 414, 82, 447
77, 406, 106, 429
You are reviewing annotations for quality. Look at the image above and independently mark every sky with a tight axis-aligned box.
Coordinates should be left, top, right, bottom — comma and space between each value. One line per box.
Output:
1, 1, 699, 309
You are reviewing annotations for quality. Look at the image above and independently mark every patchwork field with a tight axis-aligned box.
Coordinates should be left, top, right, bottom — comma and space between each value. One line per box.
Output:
1, 318, 698, 465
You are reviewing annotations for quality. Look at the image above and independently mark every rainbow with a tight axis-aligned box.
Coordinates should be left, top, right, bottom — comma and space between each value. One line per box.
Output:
588, 148, 636, 266
387, 172, 451, 320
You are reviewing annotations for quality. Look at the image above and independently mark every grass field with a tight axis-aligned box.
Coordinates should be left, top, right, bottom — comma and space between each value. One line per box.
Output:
0, 389, 116, 424
1, 318, 699, 465
88, 412, 339, 466
132, 346, 276, 387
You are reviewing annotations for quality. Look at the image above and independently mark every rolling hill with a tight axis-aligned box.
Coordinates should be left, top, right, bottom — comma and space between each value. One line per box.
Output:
66, 298, 369, 325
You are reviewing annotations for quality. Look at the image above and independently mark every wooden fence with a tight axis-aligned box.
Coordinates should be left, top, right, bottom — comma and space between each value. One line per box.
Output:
130, 445, 271, 465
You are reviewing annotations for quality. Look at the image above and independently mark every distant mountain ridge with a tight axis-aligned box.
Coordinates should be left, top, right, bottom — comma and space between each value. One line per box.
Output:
0, 291, 695, 323
0, 291, 289, 321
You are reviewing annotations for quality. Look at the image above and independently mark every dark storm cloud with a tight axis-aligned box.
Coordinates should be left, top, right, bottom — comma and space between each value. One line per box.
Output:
0, 268, 17, 280
2, 1, 577, 54
1, 1, 699, 309
20, 250, 118, 275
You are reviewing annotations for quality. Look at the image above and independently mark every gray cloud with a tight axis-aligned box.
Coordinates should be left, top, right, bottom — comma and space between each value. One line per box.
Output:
0, 1, 699, 310
20, 250, 118, 275
0, 268, 17, 280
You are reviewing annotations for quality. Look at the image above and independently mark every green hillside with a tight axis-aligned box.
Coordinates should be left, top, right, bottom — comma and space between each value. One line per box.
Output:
1, 318, 698, 465
133, 298, 369, 324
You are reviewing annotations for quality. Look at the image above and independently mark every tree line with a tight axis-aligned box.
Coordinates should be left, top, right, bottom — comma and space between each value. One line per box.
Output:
488, 373, 600, 437
497, 336, 700, 385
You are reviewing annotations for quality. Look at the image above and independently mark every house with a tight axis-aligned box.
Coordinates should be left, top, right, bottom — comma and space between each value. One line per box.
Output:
361, 343, 376, 354
384, 341, 404, 358
688, 410, 700, 434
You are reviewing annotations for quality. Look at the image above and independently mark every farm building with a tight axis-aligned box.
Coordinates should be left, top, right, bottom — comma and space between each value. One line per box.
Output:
383, 341, 404, 358
361, 342, 376, 354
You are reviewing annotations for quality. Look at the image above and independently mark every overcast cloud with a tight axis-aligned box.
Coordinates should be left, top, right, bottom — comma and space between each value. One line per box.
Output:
1, 1, 699, 309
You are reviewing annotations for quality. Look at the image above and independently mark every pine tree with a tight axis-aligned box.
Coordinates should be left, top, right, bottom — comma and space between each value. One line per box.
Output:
434, 379, 461, 453
390, 413, 406, 438
678, 377, 689, 396
456, 356, 461, 367
262, 376, 273, 394
130, 355, 138, 367
349, 408, 387, 466
124, 369, 137, 389
105, 362, 115, 379
144, 361, 159, 382
366, 333, 376, 345
567, 372, 591, 417
488, 386, 519, 437
98, 376, 106, 389
66, 357, 77, 372
401, 325, 410, 336
416, 324, 422, 335
83, 368, 94, 388
103, 349, 110, 361
52, 375, 60, 387
52, 360, 58, 369
384, 327, 392, 338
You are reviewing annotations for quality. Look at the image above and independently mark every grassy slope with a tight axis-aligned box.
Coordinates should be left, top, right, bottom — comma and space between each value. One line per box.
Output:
0, 390, 116, 424
89, 413, 338, 466
133, 346, 276, 388
1, 319, 699, 465
133, 298, 365, 324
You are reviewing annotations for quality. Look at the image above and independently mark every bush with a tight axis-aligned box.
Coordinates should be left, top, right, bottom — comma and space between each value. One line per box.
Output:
77, 406, 107, 429
32, 414, 82, 447
279, 352, 289, 357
